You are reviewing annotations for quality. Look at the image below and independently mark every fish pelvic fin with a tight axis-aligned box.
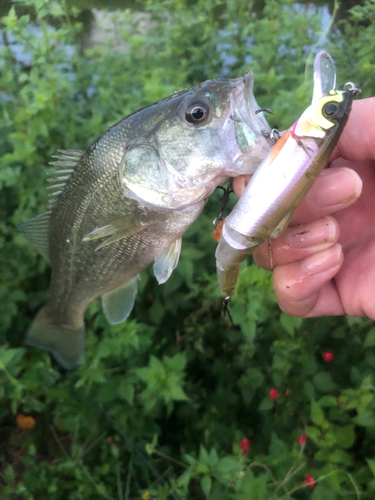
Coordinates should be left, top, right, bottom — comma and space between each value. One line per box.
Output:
48, 149, 85, 209
102, 275, 139, 324
153, 237, 182, 284
18, 211, 51, 261
25, 307, 85, 370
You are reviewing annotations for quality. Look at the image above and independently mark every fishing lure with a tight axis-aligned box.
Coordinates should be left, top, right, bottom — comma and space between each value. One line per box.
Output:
214, 51, 360, 302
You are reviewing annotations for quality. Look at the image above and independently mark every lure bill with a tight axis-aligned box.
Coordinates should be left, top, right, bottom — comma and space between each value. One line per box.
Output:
215, 83, 359, 298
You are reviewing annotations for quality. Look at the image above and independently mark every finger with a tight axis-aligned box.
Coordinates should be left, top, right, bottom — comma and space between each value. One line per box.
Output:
288, 167, 362, 224
273, 243, 345, 317
330, 98, 375, 162
253, 216, 339, 270
232, 174, 252, 197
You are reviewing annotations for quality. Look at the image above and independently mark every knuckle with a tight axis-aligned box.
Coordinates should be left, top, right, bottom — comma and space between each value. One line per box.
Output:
253, 245, 272, 270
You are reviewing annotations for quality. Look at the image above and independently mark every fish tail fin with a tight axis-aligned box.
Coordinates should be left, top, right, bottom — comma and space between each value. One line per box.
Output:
26, 308, 85, 370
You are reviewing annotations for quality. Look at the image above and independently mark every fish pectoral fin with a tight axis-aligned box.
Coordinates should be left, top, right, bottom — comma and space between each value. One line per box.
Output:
18, 211, 51, 261
153, 237, 182, 284
102, 275, 140, 325
82, 216, 150, 251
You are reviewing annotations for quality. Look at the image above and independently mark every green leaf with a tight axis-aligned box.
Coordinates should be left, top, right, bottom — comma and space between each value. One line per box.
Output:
201, 475, 212, 497
332, 425, 355, 449
306, 426, 321, 442
312, 484, 338, 500
0, 346, 26, 367
207, 448, 219, 467
364, 327, 375, 347
327, 449, 353, 466
258, 397, 273, 411
216, 457, 243, 473
269, 432, 288, 458
313, 372, 337, 393
178, 467, 193, 488
184, 454, 197, 467
303, 380, 316, 400
117, 381, 134, 405
367, 458, 375, 477
311, 400, 326, 428
195, 464, 210, 474
355, 410, 375, 427
169, 384, 188, 401
319, 395, 337, 407
199, 445, 209, 466
163, 352, 187, 372
280, 312, 302, 336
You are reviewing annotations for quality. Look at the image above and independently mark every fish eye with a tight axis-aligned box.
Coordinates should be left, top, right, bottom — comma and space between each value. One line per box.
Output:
185, 101, 210, 125
323, 102, 339, 118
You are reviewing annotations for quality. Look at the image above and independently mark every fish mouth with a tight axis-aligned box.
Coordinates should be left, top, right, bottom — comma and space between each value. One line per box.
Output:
227, 71, 272, 172
235, 71, 271, 137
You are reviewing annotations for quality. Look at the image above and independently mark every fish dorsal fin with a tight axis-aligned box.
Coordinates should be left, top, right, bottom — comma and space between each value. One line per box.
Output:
153, 237, 182, 284
102, 275, 140, 324
82, 215, 150, 251
18, 211, 51, 261
47, 149, 84, 208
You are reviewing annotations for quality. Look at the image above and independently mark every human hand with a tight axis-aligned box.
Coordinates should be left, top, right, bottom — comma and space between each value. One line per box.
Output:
233, 98, 375, 319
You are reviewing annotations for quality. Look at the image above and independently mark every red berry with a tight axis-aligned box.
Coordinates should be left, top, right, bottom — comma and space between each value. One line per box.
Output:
269, 388, 279, 399
303, 474, 316, 488
239, 438, 251, 455
296, 434, 307, 446
323, 351, 334, 362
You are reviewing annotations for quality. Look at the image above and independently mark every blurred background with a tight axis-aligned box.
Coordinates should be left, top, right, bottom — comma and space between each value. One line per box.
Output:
1, 0, 375, 498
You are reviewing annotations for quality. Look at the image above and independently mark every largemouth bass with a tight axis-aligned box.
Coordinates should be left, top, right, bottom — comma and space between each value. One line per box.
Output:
19, 72, 272, 369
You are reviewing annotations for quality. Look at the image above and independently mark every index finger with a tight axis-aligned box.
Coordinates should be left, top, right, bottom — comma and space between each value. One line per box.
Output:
330, 97, 375, 162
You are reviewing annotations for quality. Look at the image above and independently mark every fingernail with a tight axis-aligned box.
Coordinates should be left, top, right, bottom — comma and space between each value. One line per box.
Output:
307, 167, 362, 207
287, 216, 337, 248
233, 176, 249, 197
302, 243, 342, 275
237, 179, 248, 197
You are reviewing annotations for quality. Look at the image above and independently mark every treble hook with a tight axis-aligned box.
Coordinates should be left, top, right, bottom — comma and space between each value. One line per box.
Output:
262, 128, 280, 146
255, 107, 279, 146
255, 108, 275, 115
213, 179, 234, 228
222, 296, 235, 326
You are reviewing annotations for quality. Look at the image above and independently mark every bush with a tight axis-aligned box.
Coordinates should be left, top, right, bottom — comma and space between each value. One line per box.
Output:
1, 0, 375, 498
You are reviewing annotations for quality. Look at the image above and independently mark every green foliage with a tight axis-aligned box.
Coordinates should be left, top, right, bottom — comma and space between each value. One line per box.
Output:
1, 0, 375, 498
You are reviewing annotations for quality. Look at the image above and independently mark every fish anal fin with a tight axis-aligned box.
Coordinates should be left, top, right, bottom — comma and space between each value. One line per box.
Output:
102, 275, 139, 324
26, 307, 85, 370
82, 215, 150, 250
18, 211, 51, 261
153, 238, 182, 284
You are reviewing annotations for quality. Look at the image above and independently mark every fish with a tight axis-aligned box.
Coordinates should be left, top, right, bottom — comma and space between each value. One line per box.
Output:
19, 71, 273, 369
214, 84, 359, 298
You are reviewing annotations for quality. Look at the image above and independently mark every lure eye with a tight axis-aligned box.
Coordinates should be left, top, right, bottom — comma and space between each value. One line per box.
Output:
185, 101, 210, 125
323, 102, 339, 118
